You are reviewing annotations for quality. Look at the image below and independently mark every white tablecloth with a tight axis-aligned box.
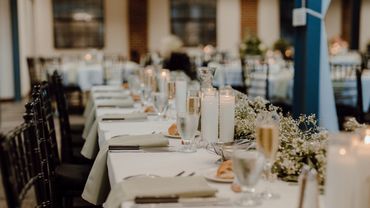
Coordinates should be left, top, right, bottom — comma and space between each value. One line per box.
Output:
87, 88, 324, 207
107, 148, 324, 208
59, 62, 104, 91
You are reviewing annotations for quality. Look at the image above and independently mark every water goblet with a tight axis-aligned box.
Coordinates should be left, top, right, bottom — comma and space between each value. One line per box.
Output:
232, 147, 265, 207
177, 112, 199, 153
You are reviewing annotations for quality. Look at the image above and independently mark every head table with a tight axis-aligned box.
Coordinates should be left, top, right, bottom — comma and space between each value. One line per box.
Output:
82, 85, 325, 208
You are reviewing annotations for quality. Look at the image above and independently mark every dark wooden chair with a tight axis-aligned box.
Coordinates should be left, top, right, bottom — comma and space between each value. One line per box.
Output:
51, 73, 88, 164
31, 88, 93, 207
330, 63, 365, 129
37, 82, 90, 164
0, 106, 52, 207
27, 57, 44, 92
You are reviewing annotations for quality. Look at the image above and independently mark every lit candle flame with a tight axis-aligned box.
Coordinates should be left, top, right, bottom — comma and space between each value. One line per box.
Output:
339, 148, 347, 156
364, 135, 370, 145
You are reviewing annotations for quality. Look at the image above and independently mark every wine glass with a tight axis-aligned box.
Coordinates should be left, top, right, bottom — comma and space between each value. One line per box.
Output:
152, 92, 168, 120
177, 112, 200, 153
255, 112, 280, 199
232, 147, 265, 207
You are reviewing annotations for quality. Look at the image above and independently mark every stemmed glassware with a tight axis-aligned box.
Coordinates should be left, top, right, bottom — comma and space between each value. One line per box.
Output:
255, 112, 280, 199
140, 67, 157, 106
166, 80, 176, 118
177, 90, 200, 153
197, 67, 216, 89
232, 146, 265, 207
152, 92, 168, 120
186, 90, 201, 114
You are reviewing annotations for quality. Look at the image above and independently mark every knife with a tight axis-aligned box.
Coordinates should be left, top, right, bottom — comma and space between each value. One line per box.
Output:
108, 145, 175, 152
101, 118, 147, 122
134, 196, 231, 206
97, 105, 131, 108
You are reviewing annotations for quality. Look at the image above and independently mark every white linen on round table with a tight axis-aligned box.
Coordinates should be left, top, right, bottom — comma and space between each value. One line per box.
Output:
77, 64, 104, 91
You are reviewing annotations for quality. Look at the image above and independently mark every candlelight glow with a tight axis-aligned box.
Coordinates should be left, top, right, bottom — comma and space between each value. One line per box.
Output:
364, 135, 370, 145
339, 148, 347, 156
84, 54, 92, 61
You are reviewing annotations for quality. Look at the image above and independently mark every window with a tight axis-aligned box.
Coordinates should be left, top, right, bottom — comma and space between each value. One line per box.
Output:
279, 0, 295, 44
170, 0, 217, 47
52, 0, 104, 49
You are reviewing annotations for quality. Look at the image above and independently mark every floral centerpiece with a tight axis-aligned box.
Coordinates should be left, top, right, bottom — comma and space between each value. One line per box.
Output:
234, 92, 328, 183
239, 32, 265, 58
273, 38, 293, 60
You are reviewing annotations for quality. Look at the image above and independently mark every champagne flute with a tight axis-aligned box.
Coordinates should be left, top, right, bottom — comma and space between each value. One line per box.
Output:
255, 112, 280, 199
232, 147, 265, 207
152, 92, 168, 120
177, 111, 199, 153
186, 90, 201, 115
166, 81, 176, 118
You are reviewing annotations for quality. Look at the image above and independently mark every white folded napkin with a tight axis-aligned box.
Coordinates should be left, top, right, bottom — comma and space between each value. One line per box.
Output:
82, 134, 169, 205
104, 176, 218, 208
82, 97, 135, 138
95, 98, 134, 108
81, 113, 148, 159
93, 91, 130, 99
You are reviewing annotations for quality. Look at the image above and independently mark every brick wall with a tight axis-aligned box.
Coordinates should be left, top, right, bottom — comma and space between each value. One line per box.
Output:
128, 0, 148, 62
240, 0, 258, 38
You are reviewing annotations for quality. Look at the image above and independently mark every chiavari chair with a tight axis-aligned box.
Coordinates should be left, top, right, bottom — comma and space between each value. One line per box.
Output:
31, 87, 92, 207
0, 102, 52, 208
27, 57, 43, 92
330, 63, 365, 128
51, 72, 89, 164
245, 60, 270, 100
36, 82, 90, 165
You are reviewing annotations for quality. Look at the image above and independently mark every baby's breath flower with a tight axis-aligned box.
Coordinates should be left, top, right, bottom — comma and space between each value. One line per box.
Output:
234, 93, 328, 184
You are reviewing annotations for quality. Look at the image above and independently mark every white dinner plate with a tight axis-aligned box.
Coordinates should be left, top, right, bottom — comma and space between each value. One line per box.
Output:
162, 132, 181, 138
203, 168, 234, 183
162, 131, 201, 139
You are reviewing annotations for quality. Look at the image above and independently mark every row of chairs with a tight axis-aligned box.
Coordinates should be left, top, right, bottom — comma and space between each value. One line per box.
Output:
0, 72, 96, 207
241, 58, 369, 128
27, 57, 84, 114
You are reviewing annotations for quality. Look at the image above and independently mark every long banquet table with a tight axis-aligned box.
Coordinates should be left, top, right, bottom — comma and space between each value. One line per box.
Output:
86, 86, 325, 207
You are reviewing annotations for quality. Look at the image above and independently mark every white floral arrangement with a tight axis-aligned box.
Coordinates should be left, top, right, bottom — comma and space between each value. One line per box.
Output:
234, 92, 328, 183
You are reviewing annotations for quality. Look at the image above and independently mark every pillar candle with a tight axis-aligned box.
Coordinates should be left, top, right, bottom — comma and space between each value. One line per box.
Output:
201, 88, 218, 143
354, 128, 370, 208
175, 79, 187, 113
219, 88, 235, 143
325, 134, 357, 208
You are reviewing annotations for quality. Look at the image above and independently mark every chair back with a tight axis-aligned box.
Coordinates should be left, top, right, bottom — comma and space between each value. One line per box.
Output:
245, 60, 270, 100
52, 72, 74, 163
330, 63, 364, 123
27, 57, 43, 91
32, 84, 60, 170
0, 102, 52, 207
